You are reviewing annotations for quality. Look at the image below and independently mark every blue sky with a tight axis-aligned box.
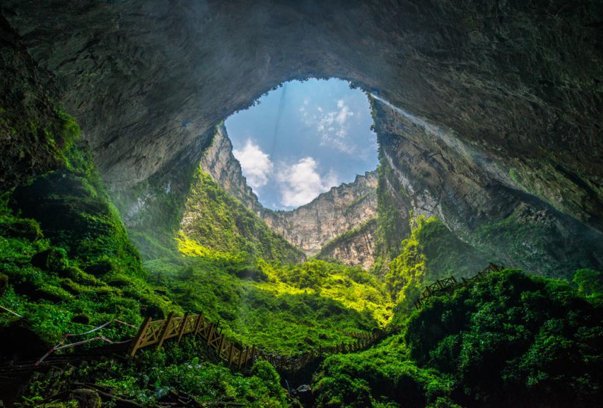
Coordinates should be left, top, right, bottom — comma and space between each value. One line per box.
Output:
225, 78, 378, 210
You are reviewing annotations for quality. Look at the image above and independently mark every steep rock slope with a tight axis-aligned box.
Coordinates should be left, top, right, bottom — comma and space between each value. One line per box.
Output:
316, 219, 378, 270
263, 172, 378, 258
198, 125, 379, 267
198, 124, 263, 215
373, 97, 603, 277
179, 168, 303, 263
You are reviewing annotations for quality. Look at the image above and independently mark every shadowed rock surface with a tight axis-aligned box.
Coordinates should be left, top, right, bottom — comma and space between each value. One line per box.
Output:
2, 0, 601, 276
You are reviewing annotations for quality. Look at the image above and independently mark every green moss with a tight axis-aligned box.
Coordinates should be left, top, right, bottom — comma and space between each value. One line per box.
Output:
374, 162, 410, 273
0, 146, 174, 343
572, 268, 603, 303
475, 203, 598, 278
385, 216, 430, 308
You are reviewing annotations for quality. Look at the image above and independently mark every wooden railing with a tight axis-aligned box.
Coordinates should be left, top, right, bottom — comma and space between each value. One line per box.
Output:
129, 311, 383, 372
413, 263, 504, 309
129, 312, 257, 370
129, 266, 505, 369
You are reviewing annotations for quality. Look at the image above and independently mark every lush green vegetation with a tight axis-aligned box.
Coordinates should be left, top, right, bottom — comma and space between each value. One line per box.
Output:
572, 268, 603, 303
385, 215, 428, 309
475, 202, 600, 278
0, 111, 292, 405
2, 96, 601, 407
384, 215, 488, 312
17, 336, 289, 407
416, 217, 490, 281
0, 112, 173, 344
146, 249, 391, 356
313, 269, 603, 408
180, 169, 303, 264
374, 163, 408, 266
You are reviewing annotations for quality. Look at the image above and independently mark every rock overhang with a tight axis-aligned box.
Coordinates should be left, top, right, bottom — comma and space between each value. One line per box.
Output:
1, 0, 601, 234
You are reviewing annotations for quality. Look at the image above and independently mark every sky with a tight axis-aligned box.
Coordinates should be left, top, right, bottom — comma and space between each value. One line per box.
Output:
225, 78, 378, 210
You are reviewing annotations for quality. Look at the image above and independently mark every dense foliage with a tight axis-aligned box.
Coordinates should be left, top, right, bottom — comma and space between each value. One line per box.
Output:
2, 95, 601, 407
0, 111, 291, 405
384, 215, 492, 313
147, 249, 391, 356
181, 169, 303, 263
0, 114, 172, 345
406, 269, 603, 407
17, 337, 289, 407
314, 269, 603, 407
385, 216, 427, 308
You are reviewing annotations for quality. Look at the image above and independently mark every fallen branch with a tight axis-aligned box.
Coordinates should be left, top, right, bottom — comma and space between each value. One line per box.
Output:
35, 319, 136, 365
0, 304, 23, 317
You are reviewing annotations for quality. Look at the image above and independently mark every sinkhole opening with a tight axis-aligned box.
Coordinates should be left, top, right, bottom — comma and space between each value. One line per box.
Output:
225, 78, 378, 210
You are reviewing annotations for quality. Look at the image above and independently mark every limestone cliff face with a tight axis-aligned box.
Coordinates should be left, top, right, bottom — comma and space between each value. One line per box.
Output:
373, 98, 603, 278
263, 172, 378, 260
198, 125, 379, 267
198, 124, 263, 215
316, 219, 378, 270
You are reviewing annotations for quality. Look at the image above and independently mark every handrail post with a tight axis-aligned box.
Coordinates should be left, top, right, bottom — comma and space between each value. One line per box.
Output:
228, 343, 235, 367
177, 312, 189, 343
157, 312, 175, 350
250, 346, 257, 364
129, 316, 152, 357
238, 347, 247, 369
207, 323, 216, 346
193, 314, 203, 335
217, 334, 226, 359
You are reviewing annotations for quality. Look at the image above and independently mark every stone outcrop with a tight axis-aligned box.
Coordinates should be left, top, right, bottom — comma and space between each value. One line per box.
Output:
316, 219, 378, 270
2, 1, 601, 276
198, 124, 263, 216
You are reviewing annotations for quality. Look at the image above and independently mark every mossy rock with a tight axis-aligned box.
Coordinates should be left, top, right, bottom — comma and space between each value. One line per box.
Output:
31, 248, 69, 272
63, 266, 98, 286
71, 313, 90, 325
139, 302, 164, 319
0, 218, 43, 241
60, 278, 81, 295
10, 169, 144, 277
84, 259, 115, 277
104, 275, 132, 288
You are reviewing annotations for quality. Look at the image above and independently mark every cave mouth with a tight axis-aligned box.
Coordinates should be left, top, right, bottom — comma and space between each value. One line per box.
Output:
224, 78, 378, 210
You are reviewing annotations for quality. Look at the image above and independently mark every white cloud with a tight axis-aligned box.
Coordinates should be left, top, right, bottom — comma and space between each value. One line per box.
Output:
277, 157, 338, 207
299, 98, 356, 154
232, 139, 273, 189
